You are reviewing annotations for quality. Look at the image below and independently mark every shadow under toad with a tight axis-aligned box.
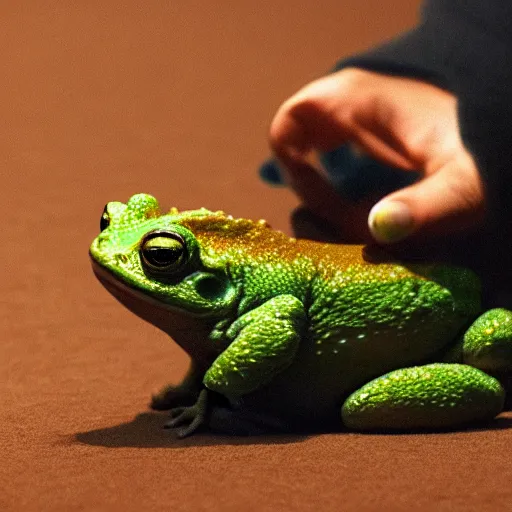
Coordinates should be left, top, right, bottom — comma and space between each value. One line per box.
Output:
74, 411, 309, 448
74, 409, 512, 449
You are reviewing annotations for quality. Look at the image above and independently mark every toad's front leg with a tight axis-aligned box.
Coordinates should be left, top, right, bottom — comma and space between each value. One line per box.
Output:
204, 294, 306, 399
165, 294, 306, 436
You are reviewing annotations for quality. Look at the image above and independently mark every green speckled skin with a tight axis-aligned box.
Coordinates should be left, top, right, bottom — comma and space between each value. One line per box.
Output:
90, 194, 512, 436
342, 364, 504, 430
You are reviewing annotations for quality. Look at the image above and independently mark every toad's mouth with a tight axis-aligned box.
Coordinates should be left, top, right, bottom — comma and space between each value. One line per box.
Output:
90, 257, 190, 330
90, 257, 226, 364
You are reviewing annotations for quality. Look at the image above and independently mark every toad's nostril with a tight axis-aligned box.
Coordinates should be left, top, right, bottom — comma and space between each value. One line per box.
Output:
96, 233, 110, 247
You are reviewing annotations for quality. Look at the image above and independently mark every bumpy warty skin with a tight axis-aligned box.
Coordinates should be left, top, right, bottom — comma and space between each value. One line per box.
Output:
89, 194, 510, 435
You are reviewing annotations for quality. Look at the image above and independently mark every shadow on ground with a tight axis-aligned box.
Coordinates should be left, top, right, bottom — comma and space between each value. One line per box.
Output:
73, 410, 512, 449
73, 411, 309, 448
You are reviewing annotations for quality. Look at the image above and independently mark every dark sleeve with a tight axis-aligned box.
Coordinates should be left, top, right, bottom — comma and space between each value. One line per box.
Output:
334, 0, 512, 228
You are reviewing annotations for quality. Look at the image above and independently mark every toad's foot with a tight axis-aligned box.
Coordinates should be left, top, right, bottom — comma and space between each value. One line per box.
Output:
164, 388, 209, 438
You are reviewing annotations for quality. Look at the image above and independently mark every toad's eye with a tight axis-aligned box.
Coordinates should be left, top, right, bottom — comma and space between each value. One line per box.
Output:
140, 231, 187, 272
100, 205, 111, 232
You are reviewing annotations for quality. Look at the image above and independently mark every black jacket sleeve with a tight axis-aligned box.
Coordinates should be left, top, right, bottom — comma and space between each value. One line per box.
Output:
334, 0, 512, 230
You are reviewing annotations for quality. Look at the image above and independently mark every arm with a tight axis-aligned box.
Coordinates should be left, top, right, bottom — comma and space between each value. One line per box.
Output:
267, 0, 512, 251
336, 0, 512, 233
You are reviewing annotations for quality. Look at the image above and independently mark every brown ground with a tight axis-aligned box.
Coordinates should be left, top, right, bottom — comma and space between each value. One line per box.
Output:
2, 2, 512, 511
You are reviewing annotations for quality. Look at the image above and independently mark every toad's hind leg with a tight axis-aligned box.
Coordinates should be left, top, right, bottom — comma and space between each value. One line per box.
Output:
463, 308, 512, 374
342, 363, 504, 431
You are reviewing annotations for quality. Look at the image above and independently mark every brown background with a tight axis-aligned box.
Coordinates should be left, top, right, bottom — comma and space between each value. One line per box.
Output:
2, 2, 512, 511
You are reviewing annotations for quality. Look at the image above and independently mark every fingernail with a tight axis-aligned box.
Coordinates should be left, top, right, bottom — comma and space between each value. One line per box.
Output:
368, 201, 414, 243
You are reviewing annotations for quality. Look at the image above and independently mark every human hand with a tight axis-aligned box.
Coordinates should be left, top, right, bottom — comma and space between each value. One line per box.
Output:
268, 68, 485, 244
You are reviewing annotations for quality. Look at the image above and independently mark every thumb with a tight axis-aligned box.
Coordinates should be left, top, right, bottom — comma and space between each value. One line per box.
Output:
368, 158, 485, 243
